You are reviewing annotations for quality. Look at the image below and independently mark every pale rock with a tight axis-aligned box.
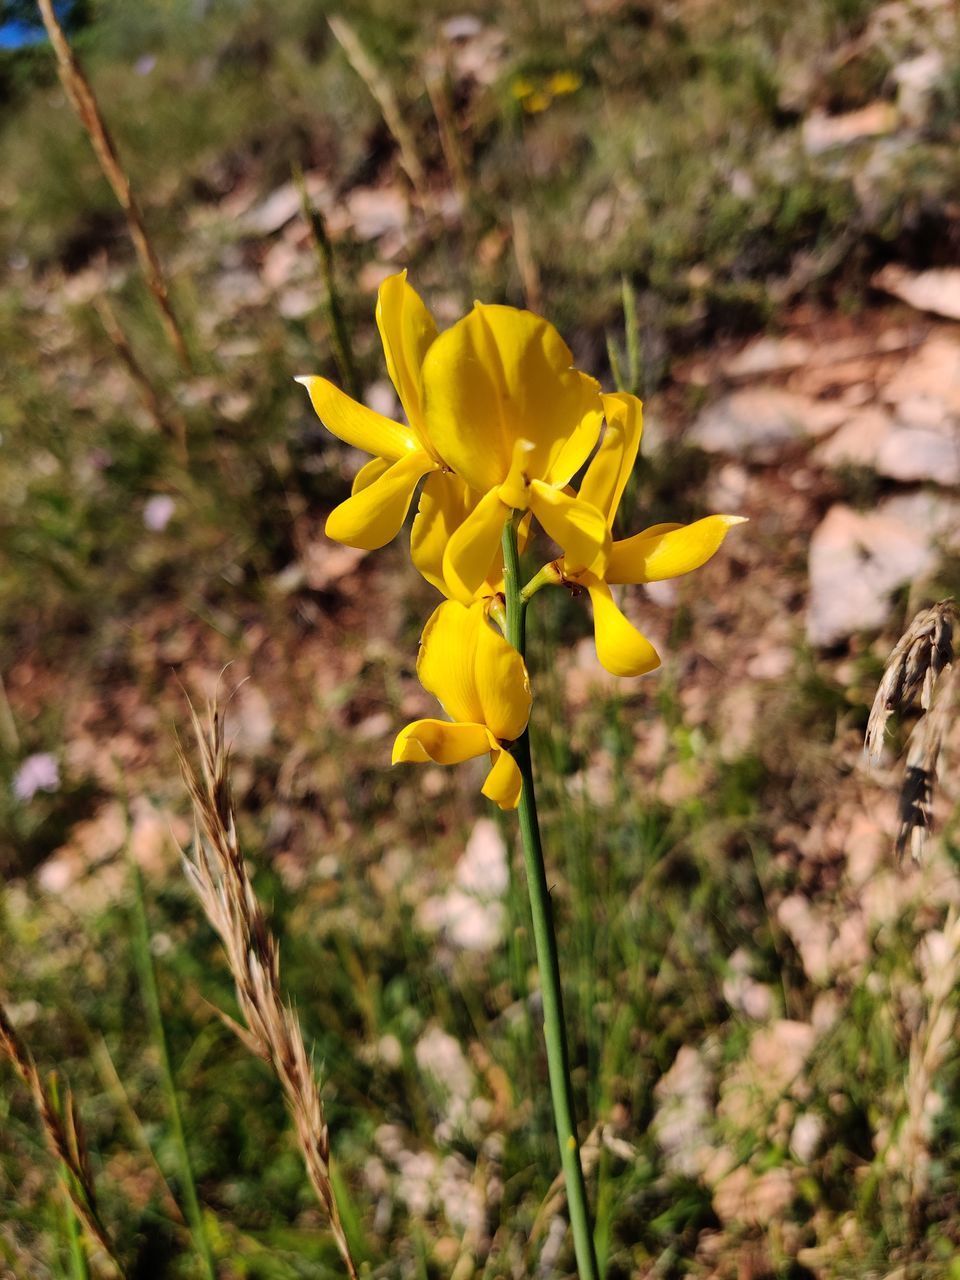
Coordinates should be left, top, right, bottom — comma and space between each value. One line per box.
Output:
712, 1164, 794, 1226
874, 265, 960, 323
242, 174, 327, 236
790, 1111, 825, 1163
365, 378, 400, 419
343, 185, 408, 242
652, 1045, 715, 1178
455, 819, 508, 897
746, 646, 793, 680
811, 991, 841, 1034
261, 240, 302, 290
723, 949, 774, 1021
415, 1025, 476, 1138
828, 914, 870, 977
418, 889, 505, 952
802, 102, 897, 155
883, 337, 960, 416
224, 684, 274, 754
806, 501, 956, 646
878, 421, 960, 485
277, 286, 315, 320
778, 895, 833, 984
301, 542, 366, 591
706, 462, 750, 511
719, 1021, 815, 1132
722, 336, 812, 379
643, 579, 678, 607
812, 407, 896, 470
689, 389, 845, 461
844, 813, 886, 887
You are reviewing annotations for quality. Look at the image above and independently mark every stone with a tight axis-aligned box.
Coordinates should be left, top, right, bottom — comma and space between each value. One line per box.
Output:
652, 1046, 715, 1178
813, 406, 960, 484
883, 336, 960, 416
873, 265, 960, 322
802, 102, 897, 155
722, 336, 812, 379
689, 389, 845, 461
806, 499, 960, 646
893, 50, 946, 126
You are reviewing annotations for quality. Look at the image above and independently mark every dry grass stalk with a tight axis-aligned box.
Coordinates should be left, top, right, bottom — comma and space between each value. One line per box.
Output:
292, 167, 361, 402
35, 0, 192, 373
178, 700, 359, 1279
898, 908, 960, 1205
93, 295, 188, 462
327, 15, 429, 204
510, 205, 541, 315
0, 999, 125, 1276
865, 600, 958, 862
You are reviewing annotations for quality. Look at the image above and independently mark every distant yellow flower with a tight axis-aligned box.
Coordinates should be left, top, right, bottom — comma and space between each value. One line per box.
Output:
552, 392, 746, 677
392, 600, 532, 810
547, 70, 582, 96
420, 304, 607, 603
296, 271, 444, 551
522, 90, 551, 113
511, 76, 536, 100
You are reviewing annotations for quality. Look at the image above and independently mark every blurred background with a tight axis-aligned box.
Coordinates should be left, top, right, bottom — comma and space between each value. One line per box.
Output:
2, 0, 960, 1275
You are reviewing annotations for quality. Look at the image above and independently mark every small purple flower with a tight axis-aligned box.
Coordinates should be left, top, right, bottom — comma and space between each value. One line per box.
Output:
13, 753, 60, 802
143, 494, 176, 532
135, 54, 157, 76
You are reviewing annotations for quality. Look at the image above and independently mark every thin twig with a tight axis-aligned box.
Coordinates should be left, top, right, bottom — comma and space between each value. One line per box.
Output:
292, 167, 361, 402
327, 15, 428, 205
35, 0, 192, 372
0, 1000, 125, 1276
93, 295, 188, 462
178, 700, 361, 1278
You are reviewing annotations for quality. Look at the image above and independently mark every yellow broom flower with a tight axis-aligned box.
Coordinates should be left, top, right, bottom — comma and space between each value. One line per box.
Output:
420, 303, 608, 603
296, 271, 448, 550
392, 599, 532, 810
552, 391, 746, 677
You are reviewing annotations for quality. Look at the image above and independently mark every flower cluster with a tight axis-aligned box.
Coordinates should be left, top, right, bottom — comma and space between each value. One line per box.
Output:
298, 273, 743, 809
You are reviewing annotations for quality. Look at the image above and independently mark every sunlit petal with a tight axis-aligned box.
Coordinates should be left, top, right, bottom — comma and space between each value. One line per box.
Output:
473, 608, 532, 742
607, 515, 747, 584
392, 719, 491, 766
410, 471, 473, 595
527, 480, 609, 574
482, 744, 524, 810
325, 449, 437, 549
351, 455, 392, 495
296, 375, 416, 461
585, 577, 661, 677
422, 304, 603, 493
580, 393, 644, 525
442, 488, 510, 605
416, 600, 485, 726
376, 271, 438, 438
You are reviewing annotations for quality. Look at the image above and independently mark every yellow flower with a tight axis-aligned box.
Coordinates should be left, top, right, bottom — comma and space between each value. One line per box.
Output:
392, 600, 532, 810
556, 391, 746, 677
420, 304, 607, 603
548, 70, 583, 96
296, 271, 443, 550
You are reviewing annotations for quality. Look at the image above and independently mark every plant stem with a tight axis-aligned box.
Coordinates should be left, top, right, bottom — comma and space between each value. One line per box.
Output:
128, 859, 218, 1280
500, 518, 600, 1280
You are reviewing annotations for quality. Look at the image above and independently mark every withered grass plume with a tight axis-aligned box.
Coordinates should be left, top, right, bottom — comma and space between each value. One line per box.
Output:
866, 599, 958, 861
177, 700, 360, 1279
0, 999, 125, 1276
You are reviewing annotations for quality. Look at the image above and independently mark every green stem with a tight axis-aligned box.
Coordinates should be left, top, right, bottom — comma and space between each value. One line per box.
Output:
501, 518, 600, 1280
128, 860, 218, 1280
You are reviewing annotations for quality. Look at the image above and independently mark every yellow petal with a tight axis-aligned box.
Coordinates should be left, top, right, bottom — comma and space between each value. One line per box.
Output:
527, 480, 609, 574
416, 600, 485, 725
296, 375, 416, 461
482, 745, 524, 810
473, 606, 532, 742
421, 303, 603, 494
410, 471, 502, 599
351, 455, 392, 495
580, 393, 644, 525
392, 719, 491, 765
586, 577, 661, 677
441, 488, 510, 605
607, 515, 747, 584
325, 449, 437, 549
376, 271, 438, 439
